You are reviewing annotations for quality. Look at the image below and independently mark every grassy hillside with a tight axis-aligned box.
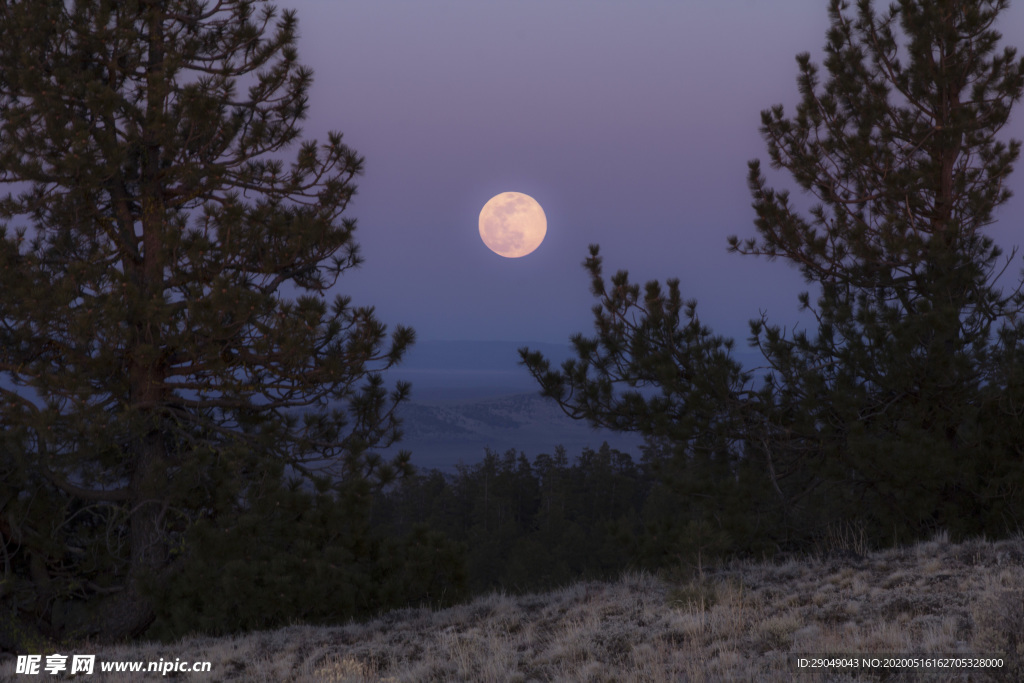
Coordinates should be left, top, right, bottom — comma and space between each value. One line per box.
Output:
3, 533, 1022, 682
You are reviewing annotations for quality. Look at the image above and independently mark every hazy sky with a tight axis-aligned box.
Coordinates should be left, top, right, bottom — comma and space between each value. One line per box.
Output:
276, 0, 1024, 347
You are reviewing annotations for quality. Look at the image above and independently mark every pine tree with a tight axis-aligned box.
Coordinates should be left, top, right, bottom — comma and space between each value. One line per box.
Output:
521, 0, 1024, 555
731, 0, 1024, 542
518, 251, 769, 564
0, 0, 413, 644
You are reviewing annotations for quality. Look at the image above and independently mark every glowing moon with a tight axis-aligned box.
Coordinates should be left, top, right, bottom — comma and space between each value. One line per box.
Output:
478, 192, 547, 258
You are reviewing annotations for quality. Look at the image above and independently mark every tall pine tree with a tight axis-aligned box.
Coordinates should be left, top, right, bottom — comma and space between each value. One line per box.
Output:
522, 0, 1024, 555
0, 0, 413, 645
731, 0, 1024, 542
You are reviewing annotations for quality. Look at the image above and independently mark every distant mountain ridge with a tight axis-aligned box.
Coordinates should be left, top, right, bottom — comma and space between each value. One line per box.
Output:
396, 339, 575, 372
381, 339, 574, 402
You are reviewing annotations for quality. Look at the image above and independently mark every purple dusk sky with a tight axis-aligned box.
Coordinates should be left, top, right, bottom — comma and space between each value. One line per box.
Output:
277, 0, 1024, 347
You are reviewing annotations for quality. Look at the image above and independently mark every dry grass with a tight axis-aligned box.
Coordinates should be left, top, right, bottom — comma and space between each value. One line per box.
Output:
3, 532, 1023, 681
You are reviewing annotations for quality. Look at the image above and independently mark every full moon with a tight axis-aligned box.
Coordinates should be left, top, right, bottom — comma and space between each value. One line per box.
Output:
478, 192, 547, 258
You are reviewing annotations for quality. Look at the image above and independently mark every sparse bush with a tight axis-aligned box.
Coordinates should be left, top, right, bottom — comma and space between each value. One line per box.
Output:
813, 520, 872, 560
666, 579, 719, 611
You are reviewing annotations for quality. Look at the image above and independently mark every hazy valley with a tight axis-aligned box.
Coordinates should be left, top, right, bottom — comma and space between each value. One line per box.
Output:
374, 340, 646, 471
